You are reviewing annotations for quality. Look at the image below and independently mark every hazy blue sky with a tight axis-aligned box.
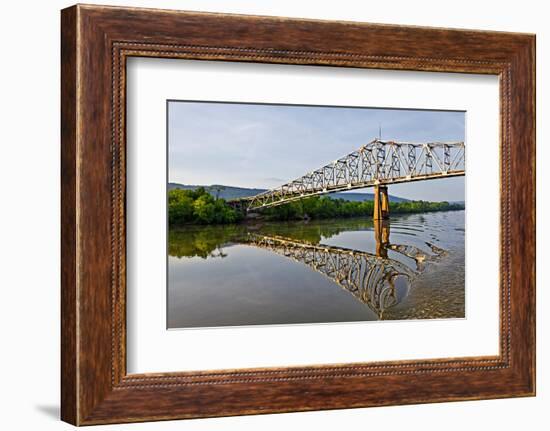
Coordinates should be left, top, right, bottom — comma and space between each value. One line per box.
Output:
168, 101, 465, 201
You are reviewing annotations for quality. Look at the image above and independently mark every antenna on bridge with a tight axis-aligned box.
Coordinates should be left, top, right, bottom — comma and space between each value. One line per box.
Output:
378, 123, 382, 140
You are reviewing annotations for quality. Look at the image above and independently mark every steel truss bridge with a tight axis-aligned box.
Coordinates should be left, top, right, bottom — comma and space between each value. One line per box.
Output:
231, 139, 465, 216
243, 228, 446, 319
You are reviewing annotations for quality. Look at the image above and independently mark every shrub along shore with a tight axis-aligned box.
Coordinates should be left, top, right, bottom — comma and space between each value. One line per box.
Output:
168, 187, 464, 227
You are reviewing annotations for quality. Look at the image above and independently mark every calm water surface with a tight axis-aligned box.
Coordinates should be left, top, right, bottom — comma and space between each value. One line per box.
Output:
168, 210, 465, 328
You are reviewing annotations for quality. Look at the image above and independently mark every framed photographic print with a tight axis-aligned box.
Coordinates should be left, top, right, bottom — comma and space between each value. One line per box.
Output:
164, 101, 466, 329
61, 4, 535, 425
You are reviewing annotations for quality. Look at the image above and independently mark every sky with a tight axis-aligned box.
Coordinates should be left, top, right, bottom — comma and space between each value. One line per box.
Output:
168, 101, 465, 201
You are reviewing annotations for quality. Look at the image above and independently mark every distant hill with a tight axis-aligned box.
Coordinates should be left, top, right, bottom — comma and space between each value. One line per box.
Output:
168, 183, 409, 203
168, 183, 265, 200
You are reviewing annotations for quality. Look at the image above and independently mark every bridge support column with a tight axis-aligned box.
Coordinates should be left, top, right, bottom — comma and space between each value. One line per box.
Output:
373, 185, 390, 220
374, 218, 390, 258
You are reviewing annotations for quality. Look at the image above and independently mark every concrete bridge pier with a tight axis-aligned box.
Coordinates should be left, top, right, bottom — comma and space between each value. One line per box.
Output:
373, 185, 390, 220
374, 217, 390, 258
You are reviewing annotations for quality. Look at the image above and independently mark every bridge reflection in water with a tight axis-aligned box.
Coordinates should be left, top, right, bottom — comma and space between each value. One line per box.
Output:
242, 219, 446, 319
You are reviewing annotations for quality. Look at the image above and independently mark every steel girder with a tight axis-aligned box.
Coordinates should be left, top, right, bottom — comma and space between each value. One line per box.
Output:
235, 139, 465, 211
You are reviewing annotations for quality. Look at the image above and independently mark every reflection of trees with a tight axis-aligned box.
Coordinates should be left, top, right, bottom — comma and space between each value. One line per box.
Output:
168, 225, 248, 259
256, 219, 372, 245
167, 219, 379, 259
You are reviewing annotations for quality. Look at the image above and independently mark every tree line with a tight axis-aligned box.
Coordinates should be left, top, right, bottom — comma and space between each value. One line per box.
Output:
263, 196, 464, 221
168, 187, 464, 227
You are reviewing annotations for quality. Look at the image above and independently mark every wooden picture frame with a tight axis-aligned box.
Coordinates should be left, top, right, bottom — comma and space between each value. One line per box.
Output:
61, 4, 535, 425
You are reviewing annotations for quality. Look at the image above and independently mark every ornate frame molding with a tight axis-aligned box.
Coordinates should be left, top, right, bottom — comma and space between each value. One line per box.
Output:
61, 5, 535, 425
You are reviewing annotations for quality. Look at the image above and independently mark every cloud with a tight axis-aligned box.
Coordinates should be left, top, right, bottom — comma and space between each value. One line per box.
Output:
262, 177, 287, 185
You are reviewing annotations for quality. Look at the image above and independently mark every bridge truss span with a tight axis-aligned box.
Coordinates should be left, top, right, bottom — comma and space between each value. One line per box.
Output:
238, 139, 465, 211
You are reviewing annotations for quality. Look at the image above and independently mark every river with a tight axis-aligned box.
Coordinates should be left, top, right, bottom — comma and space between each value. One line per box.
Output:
167, 210, 465, 328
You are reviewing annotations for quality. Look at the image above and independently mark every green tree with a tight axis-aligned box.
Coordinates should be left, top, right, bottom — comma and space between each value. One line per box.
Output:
168, 187, 242, 226
193, 194, 216, 224
168, 189, 194, 225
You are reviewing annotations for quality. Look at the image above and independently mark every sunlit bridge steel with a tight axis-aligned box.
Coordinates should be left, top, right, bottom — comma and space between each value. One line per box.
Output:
230, 138, 465, 218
